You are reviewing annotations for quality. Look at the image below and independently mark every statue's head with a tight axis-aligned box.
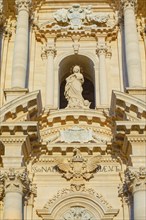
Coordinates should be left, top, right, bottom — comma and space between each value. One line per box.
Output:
73, 65, 80, 73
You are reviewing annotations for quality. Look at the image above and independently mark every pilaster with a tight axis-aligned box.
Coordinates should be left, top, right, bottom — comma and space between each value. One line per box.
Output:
42, 43, 56, 108
96, 43, 109, 106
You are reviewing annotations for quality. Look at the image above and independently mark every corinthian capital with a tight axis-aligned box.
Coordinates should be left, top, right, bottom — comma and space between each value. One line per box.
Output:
121, 0, 137, 10
125, 167, 146, 193
16, 0, 31, 12
96, 44, 108, 56
0, 168, 31, 195
41, 45, 56, 59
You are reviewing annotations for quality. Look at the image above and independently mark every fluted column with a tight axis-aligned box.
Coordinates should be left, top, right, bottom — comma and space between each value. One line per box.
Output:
96, 45, 108, 105
42, 45, 56, 108
123, 167, 146, 220
121, 0, 142, 87
0, 168, 30, 220
11, 0, 31, 88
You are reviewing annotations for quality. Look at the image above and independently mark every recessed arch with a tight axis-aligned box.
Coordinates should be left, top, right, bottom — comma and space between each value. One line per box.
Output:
59, 54, 95, 109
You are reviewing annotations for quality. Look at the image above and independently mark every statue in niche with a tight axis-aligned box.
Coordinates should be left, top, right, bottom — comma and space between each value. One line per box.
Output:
64, 65, 90, 109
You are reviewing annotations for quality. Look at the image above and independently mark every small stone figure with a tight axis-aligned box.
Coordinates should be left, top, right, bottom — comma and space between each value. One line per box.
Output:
64, 65, 90, 109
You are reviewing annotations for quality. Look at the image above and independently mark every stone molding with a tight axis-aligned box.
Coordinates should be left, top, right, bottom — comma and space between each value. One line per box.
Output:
16, 0, 31, 13
0, 168, 30, 196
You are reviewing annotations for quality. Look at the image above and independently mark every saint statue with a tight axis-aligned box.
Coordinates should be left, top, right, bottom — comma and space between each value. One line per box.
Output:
64, 65, 90, 109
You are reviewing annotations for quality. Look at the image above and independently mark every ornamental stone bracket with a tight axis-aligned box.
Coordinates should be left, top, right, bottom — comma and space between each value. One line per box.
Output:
34, 4, 119, 42
37, 187, 119, 220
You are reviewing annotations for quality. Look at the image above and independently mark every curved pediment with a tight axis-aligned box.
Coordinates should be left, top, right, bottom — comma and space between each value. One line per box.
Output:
0, 90, 42, 123
110, 90, 146, 121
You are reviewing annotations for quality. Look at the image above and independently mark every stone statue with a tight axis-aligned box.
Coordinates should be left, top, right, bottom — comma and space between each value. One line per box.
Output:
64, 65, 90, 109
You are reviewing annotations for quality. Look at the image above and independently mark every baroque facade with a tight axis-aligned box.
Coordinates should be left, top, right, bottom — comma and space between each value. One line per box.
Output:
0, 0, 146, 219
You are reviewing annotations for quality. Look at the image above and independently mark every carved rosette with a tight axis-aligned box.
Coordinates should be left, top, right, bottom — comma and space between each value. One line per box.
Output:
0, 168, 31, 197
16, 0, 31, 13
121, 0, 137, 11
119, 167, 146, 199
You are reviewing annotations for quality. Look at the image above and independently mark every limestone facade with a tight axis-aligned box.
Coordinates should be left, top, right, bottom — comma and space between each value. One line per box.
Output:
0, 0, 146, 220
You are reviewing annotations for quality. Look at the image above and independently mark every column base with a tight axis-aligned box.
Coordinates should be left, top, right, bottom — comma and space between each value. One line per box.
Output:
126, 87, 146, 102
4, 88, 29, 103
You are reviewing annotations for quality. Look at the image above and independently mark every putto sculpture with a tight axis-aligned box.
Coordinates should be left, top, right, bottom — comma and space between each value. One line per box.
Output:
64, 65, 90, 109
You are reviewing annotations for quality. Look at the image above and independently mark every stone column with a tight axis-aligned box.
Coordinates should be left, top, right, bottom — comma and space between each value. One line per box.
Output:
96, 44, 108, 105
0, 168, 30, 220
42, 45, 56, 108
121, 0, 142, 87
11, 0, 31, 88
124, 167, 146, 220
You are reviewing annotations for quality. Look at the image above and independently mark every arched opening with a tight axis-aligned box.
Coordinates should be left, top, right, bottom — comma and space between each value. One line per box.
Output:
59, 54, 95, 109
